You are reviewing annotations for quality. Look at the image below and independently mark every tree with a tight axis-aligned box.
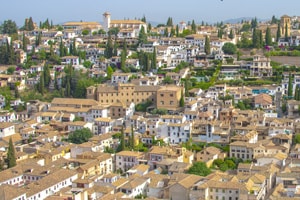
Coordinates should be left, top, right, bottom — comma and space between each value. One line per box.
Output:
191, 20, 196, 34
252, 28, 260, 48
204, 35, 210, 55
176, 25, 179, 37
151, 47, 157, 69
166, 17, 173, 26
38, 72, 45, 95
22, 33, 28, 51
222, 42, 237, 55
228, 29, 234, 39
265, 27, 272, 46
180, 90, 185, 107
43, 64, 51, 88
82, 29, 89, 36
285, 22, 289, 42
271, 15, 279, 24
27, 17, 34, 31
141, 15, 146, 23
295, 134, 300, 144
276, 23, 281, 42
1, 20, 18, 34
7, 137, 16, 168
251, 17, 257, 29
105, 34, 113, 58
288, 73, 293, 98
188, 162, 211, 176
68, 128, 93, 144
107, 65, 114, 79
163, 76, 173, 84
130, 125, 135, 149
119, 127, 125, 151
138, 26, 147, 45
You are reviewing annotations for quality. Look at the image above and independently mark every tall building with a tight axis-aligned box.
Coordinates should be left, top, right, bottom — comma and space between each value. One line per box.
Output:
280, 15, 291, 37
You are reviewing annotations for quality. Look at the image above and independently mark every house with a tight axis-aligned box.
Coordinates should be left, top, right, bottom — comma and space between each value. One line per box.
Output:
250, 55, 272, 77
0, 111, 16, 122
0, 122, 15, 138
67, 121, 93, 132
156, 85, 183, 111
254, 93, 273, 109
25, 169, 78, 200
115, 151, 145, 172
61, 56, 80, 65
111, 72, 132, 84
93, 117, 114, 135
168, 174, 203, 200
119, 177, 150, 198
126, 164, 150, 176
194, 146, 226, 167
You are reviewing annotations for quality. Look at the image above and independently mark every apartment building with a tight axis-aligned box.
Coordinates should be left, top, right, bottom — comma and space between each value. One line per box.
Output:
156, 86, 183, 111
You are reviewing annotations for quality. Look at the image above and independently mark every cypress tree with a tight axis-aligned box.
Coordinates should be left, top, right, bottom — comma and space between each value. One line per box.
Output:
176, 25, 179, 37
265, 27, 272, 46
285, 23, 289, 42
120, 127, 125, 151
180, 90, 185, 107
7, 137, 16, 168
204, 35, 210, 55
105, 33, 113, 58
43, 64, 51, 88
22, 33, 27, 51
130, 125, 134, 149
28, 17, 34, 31
288, 73, 293, 98
276, 23, 281, 42
38, 73, 45, 95
191, 20, 196, 34
151, 47, 157, 69
229, 29, 234, 39
295, 86, 299, 100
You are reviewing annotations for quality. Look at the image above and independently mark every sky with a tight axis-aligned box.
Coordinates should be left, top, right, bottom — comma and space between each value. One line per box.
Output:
1, 0, 299, 27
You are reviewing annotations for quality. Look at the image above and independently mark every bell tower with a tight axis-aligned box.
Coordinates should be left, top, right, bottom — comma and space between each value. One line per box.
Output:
103, 12, 111, 32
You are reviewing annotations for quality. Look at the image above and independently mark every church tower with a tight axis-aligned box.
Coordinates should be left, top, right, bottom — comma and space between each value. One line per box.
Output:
280, 15, 291, 37
103, 12, 111, 32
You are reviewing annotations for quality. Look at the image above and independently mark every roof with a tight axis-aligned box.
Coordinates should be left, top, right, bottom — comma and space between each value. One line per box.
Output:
111, 20, 145, 25
116, 150, 144, 157
0, 122, 14, 129
254, 93, 272, 105
51, 98, 99, 107
0, 184, 26, 200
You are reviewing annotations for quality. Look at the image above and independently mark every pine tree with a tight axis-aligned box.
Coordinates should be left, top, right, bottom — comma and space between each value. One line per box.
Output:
276, 23, 281, 42
204, 35, 210, 55
7, 137, 16, 168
